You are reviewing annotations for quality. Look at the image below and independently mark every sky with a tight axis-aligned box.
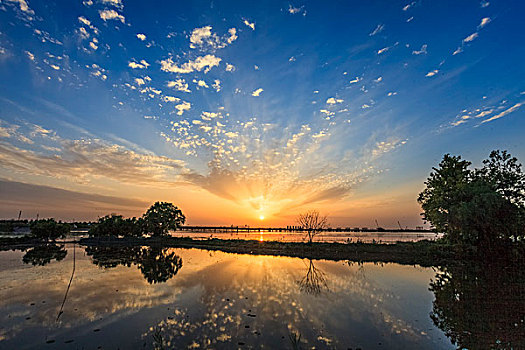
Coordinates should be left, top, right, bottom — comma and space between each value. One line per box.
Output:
0, 0, 524, 227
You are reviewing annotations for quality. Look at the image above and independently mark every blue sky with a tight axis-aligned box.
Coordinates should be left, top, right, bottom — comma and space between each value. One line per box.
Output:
0, 0, 524, 226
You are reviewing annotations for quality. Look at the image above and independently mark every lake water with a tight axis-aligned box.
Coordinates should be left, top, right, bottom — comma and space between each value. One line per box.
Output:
0, 244, 522, 349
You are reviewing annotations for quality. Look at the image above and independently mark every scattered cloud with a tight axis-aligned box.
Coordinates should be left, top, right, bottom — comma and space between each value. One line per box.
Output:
128, 59, 150, 69
463, 32, 479, 43
136, 33, 146, 41
349, 77, 361, 84
326, 97, 343, 104
225, 63, 236, 72
480, 0, 490, 8
189, 26, 238, 50
252, 88, 264, 97
175, 101, 191, 115
212, 80, 221, 92
377, 47, 390, 55
412, 44, 427, 55
373, 77, 383, 83
167, 79, 191, 93
425, 70, 438, 77
369, 24, 385, 36
479, 17, 491, 28
288, 5, 306, 15
101, 0, 123, 9
481, 102, 523, 124
99, 9, 125, 23
160, 55, 222, 74
243, 19, 255, 30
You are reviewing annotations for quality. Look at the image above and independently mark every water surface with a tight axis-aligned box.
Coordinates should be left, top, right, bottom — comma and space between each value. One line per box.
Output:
0, 244, 522, 349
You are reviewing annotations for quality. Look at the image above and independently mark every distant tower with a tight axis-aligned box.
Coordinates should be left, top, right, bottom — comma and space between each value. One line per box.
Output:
18, 210, 22, 220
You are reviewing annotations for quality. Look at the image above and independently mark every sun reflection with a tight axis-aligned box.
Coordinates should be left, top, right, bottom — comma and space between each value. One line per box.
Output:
259, 234, 264, 242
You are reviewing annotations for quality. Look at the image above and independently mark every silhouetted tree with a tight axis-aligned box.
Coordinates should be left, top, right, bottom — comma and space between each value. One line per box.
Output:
136, 247, 183, 284
296, 210, 328, 243
22, 244, 67, 266
298, 259, 328, 295
30, 219, 70, 241
88, 214, 143, 237
418, 150, 525, 247
142, 202, 186, 237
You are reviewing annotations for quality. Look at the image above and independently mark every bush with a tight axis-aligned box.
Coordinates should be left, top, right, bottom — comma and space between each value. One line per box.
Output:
88, 214, 143, 237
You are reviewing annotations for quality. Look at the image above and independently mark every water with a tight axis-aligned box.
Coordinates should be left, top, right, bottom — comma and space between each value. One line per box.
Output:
0, 244, 522, 349
171, 230, 442, 243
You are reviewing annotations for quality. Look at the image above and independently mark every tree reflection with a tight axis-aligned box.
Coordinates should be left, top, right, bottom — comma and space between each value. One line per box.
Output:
22, 244, 67, 266
298, 259, 328, 296
430, 261, 525, 349
85, 245, 182, 284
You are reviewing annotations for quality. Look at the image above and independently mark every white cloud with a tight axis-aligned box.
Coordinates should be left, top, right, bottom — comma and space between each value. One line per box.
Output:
369, 24, 384, 36
373, 76, 383, 83
252, 88, 263, 97
136, 33, 146, 41
212, 80, 221, 92
99, 9, 125, 23
326, 97, 343, 104
377, 47, 390, 55
243, 19, 255, 30
412, 44, 427, 55
479, 17, 491, 28
163, 96, 180, 103
480, 0, 490, 8
78, 16, 91, 26
225, 63, 236, 72
175, 101, 191, 115
101, 0, 123, 8
89, 41, 98, 50
189, 26, 238, 49
135, 78, 146, 86
128, 60, 150, 69
167, 79, 191, 93
481, 103, 523, 124
6, 0, 34, 15
196, 80, 209, 88
160, 55, 222, 74
349, 77, 361, 84
463, 32, 479, 43
425, 70, 438, 77
26, 51, 35, 61
387, 91, 397, 96
288, 5, 306, 15
453, 47, 463, 55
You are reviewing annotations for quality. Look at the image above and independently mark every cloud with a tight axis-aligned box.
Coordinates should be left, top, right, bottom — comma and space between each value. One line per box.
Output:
481, 102, 523, 124
167, 79, 191, 93
189, 26, 238, 50
163, 96, 180, 103
478, 17, 491, 29
101, 0, 123, 8
480, 0, 490, 7
0, 180, 148, 219
453, 47, 463, 55
225, 63, 235, 72
412, 44, 427, 55
196, 79, 209, 88
99, 9, 125, 23
425, 70, 438, 77
5, 0, 34, 16
288, 5, 306, 15
377, 47, 390, 55
349, 77, 361, 84
369, 24, 384, 36
212, 80, 221, 92
160, 55, 222, 74
463, 32, 479, 43
175, 101, 191, 115
128, 60, 150, 69
136, 33, 146, 41
252, 88, 264, 97
0, 129, 186, 187
243, 19, 255, 30
326, 97, 343, 104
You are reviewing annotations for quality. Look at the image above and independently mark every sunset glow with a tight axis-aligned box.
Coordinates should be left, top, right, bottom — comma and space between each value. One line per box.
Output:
0, 1, 523, 227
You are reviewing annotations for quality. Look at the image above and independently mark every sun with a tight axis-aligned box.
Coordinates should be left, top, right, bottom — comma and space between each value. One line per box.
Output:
259, 214, 265, 220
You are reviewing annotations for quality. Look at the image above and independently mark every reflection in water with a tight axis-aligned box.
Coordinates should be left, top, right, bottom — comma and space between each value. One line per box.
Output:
85, 245, 182, 284
298, 259, 329, 296
430, 261, 525, 349
22, 244, 67, 266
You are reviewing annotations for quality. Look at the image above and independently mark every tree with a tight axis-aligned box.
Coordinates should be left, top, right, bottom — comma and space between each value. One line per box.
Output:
30, 219, 70, 241
88, 214, 143, 237
296, 210, 328, 243
418, 151, 525, 247
142, 202, 186, 237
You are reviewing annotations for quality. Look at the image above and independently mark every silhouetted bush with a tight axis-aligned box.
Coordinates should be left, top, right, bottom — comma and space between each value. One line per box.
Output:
30, 219, 70, 241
